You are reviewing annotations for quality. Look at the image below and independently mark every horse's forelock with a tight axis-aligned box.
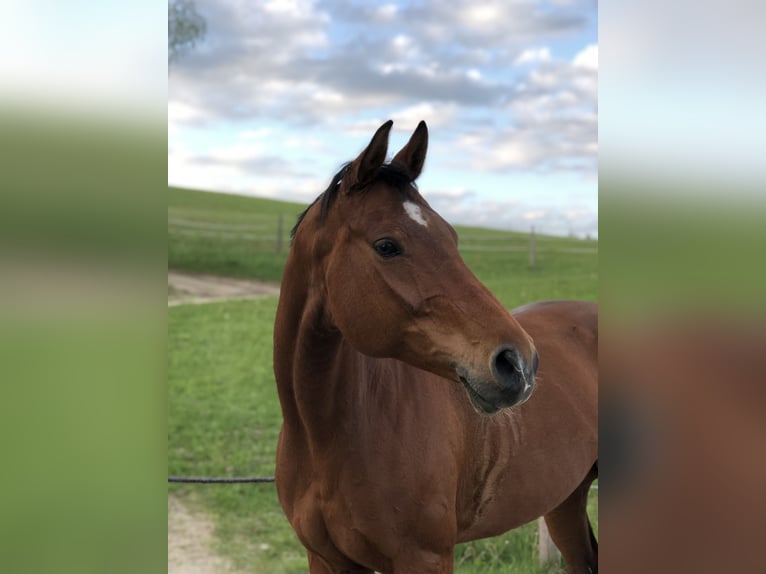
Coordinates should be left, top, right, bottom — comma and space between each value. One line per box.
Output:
291, 162, 417, 242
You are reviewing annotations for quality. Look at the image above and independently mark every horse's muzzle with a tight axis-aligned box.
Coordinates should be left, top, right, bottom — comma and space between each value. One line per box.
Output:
458, 346, 538, 414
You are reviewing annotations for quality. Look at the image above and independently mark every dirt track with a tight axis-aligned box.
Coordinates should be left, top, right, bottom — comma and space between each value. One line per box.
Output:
168, 495, 242, 574
168, 271, 280, 306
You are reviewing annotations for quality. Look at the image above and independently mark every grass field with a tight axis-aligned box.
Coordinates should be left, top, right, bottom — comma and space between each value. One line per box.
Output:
168, 186, 598, 573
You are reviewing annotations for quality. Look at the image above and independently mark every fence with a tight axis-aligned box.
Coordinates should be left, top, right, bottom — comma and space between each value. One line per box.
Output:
169, 214, 598, 260
169, 214, 288, 253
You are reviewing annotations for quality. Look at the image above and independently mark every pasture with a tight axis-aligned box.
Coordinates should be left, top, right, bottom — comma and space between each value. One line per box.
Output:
168, 187, 598, 573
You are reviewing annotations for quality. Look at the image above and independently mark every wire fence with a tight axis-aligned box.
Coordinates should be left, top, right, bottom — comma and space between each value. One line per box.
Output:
169, 214, 598, 259
168, 475, 274, 483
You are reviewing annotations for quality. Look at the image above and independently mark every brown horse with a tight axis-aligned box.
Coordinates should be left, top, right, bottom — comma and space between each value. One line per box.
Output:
273, 120, 598, 573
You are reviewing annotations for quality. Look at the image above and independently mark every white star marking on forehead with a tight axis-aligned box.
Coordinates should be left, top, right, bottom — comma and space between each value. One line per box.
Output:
403, 201, 428, 227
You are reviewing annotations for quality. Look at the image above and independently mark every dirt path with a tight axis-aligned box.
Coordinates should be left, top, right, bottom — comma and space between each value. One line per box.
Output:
168, 271, 280, 306
168, 494, 242, 574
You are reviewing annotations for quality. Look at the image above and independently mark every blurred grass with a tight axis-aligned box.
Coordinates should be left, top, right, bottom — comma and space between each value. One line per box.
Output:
0, 106, 166, 574
599, 188, 766, 319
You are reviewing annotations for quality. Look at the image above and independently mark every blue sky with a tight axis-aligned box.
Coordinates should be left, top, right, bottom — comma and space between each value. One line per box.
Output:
169, 0, 598, 237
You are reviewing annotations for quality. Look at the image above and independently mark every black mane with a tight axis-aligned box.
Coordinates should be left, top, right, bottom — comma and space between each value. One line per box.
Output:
290, 161, 417, 241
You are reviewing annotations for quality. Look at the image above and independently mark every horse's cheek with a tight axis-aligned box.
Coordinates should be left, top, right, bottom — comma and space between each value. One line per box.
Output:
325, 260, 392, 356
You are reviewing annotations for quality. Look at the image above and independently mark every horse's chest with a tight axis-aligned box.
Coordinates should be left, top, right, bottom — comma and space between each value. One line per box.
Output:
289, 472, 456, 571
456, 417, 595, 540
287, 484, 394, 571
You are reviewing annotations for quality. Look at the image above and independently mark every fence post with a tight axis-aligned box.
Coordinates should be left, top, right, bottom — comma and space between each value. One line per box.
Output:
276, 213, 284, 254
529, 225, 537, 268
538, 517, 560, 566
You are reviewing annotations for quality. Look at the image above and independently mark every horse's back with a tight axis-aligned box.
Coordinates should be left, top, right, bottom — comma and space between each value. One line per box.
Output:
512, 299, 597, 332
513, 299, 598, 445
513, 300, 597, 366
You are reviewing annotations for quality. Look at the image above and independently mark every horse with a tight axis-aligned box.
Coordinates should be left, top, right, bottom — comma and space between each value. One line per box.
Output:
273, 120, 598, 573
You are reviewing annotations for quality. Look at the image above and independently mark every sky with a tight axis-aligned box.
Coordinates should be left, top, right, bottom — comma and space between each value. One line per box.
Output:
169, 0, 598, 238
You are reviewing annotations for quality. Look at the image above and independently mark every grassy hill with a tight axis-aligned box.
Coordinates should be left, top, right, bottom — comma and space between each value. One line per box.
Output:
168, 186, 598, 306
168, 187, 307, 282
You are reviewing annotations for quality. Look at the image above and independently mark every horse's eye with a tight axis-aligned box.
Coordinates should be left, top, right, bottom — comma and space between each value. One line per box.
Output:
373, 239, 402, 259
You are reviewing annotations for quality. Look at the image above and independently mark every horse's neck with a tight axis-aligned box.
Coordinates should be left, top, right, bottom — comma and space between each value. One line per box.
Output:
274, 265, 369, 449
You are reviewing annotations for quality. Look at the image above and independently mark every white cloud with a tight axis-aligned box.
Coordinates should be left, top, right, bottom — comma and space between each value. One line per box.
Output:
168, 101, 206, 125
342, 102, 459, 136
377, 4, 398, 19
263, 0, 306, 17
453, 45, 598, 175
462, 4, 503, 27
169, 0, 597, 237
514, 47, 552, 65
169, 0, 592, 125
466, 68, 482, 80
529, 69, 559, 89
424, 192, 597, 237
206, 142, 267, 164
391, 34, 414, 51
486, 139, 545, 170
392, 102, 459, 131
240, 128, 272, 140
522, 210, 547, 221
574, 44, 598, 70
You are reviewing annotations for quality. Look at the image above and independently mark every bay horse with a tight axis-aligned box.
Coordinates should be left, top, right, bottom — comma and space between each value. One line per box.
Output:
273, 120, 598, 573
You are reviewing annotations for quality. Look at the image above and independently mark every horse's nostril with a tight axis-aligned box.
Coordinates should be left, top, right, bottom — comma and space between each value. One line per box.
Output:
495, 350, 517, 380
492, 347, 523, 392
531, 351, 539, 376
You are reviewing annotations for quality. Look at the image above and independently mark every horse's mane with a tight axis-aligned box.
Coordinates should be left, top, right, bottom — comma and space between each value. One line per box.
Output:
291, 161, 417, 240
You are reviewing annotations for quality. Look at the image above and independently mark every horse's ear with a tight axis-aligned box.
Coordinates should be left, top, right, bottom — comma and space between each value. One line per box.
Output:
347, 120, 393, 191
392, 120, 428, 181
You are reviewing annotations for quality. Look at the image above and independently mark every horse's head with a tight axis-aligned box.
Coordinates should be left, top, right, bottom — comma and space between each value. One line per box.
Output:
292, 120, 538, 414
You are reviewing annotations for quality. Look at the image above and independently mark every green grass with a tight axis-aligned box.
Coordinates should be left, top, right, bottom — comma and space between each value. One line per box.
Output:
169, 299, 309, 573
168, 186, 598, 572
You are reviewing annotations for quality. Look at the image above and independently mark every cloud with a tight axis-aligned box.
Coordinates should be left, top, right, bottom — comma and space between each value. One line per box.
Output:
424, 190, 597, 237
168, 130, 315, 195
169, 0, 598, 236
169, 0, 593, 126
344, 102, 460, 136
168, 101, 206, 125
452, 52, 597, 174
514, 47, 552, 65
573, 44, 598, 69
423, 188, 478, 202
403, 0, 590, 45
189, 152, 300, 177
169, 0, 596, 173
